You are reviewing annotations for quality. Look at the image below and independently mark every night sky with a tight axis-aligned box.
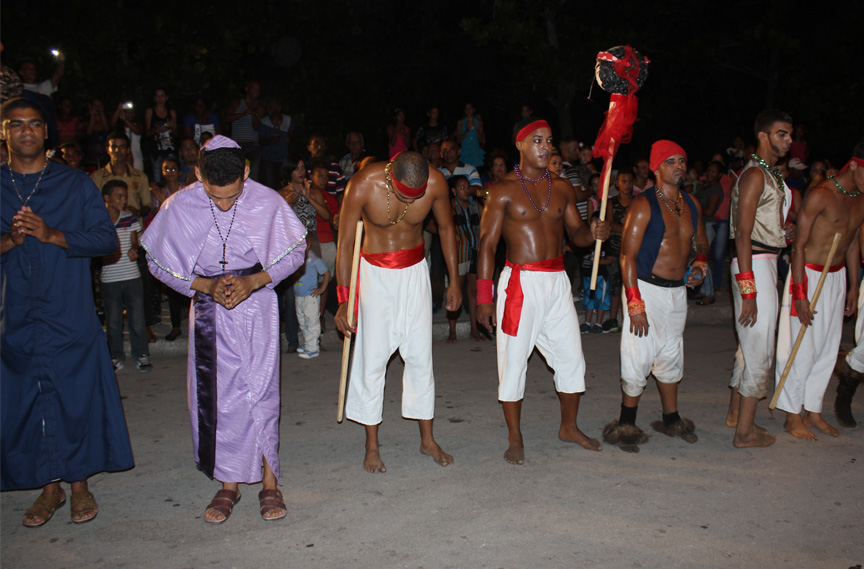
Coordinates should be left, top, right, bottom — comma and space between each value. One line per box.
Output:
2, 0, 860, 168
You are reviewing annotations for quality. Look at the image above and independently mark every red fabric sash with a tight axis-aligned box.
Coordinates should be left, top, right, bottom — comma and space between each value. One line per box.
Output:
501, 256, 565, 336
790, 262, 844, 316
361, 243, 425, 268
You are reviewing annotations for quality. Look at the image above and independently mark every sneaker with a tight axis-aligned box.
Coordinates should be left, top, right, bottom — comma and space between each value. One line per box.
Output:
136, 356, 153, 373
297, 347, 307, 354
298, 350, 319, 359
572, 293, 582, 302
602, 318, 620, 333
580, 323, 591, 334
591, 323, 603, 334
112, 358, 124, 372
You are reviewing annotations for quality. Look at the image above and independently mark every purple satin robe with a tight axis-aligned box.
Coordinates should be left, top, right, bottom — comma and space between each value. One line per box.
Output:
142, 179, 306, 483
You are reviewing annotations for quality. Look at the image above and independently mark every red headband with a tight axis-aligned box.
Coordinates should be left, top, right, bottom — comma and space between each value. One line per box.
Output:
387, 160, 427, 198
649, 140, 687, 172
840, 157, 864, 173
516, 120, 551, 142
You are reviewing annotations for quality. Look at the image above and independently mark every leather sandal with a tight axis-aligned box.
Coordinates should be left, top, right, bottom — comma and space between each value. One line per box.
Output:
70, 491, 99, 524
23, 492, 66, 528
204, 489, 241, 524
258, 488, 287, 521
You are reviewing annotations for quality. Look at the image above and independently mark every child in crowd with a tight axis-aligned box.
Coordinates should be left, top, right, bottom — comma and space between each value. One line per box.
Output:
446, 175, 484, 342
581, 211, 613, 334
294, 250, 331, 359
101, 180, 152, 372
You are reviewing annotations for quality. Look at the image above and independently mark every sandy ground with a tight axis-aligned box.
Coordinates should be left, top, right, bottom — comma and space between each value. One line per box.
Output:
2, 299, 863, 569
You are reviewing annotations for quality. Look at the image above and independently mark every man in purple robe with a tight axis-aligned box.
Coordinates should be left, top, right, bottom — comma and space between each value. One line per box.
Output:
142, 135, 306, 524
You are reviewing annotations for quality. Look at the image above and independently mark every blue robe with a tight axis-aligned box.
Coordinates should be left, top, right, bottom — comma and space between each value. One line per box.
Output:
1, 162, 134, 490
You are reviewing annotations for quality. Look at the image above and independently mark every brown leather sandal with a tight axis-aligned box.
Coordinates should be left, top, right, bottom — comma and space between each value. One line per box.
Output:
204, 489, 241, 524
258, 488, 287, 521
70, 491, 99, 524
23, 492, 66, 528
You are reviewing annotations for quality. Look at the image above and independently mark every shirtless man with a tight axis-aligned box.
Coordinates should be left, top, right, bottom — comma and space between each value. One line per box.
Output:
775, 139, 864, 439
334, 151, 461, 473
477, 119, 609, 465
724, 110, 794, 448
602, 140, 709, 453
835, 217, 864, 428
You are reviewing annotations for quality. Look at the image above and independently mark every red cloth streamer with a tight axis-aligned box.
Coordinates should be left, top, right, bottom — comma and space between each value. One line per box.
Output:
501, 257, 565, 336
516, 120, 551, 142
477, 279, 494, 305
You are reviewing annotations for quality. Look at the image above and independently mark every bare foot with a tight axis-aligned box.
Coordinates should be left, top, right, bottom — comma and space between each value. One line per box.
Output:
504, 441, 525, 465
733, 429, 776, 448
559, 425, 602, 451
420, 442, 453, 467
446, 332, 457, 343
803, 412, 840, 437
725, 414, 738, 428
364, 448, 386, 473
470, 331, 487, 342
784, 415, 818, 440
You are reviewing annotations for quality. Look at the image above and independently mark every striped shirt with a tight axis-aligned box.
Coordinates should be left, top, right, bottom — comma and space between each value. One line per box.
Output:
451, 197, 480, 264
101, 211, 141, 283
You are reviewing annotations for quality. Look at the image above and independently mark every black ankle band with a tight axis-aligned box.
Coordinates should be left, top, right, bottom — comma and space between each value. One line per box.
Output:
619, 405, 638, 425
663, 411, 681, 427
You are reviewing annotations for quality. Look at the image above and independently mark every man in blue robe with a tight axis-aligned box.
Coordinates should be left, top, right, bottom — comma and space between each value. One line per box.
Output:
1, 98, 134, 526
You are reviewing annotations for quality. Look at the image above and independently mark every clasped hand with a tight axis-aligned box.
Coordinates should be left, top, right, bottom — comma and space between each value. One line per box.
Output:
207, 274, 255, 309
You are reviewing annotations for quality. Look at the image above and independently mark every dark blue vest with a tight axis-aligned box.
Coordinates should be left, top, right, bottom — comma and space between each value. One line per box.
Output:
636, 190, 699, 282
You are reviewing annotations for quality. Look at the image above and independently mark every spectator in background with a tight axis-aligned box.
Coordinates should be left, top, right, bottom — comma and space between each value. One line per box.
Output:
789, 124, 809, 163
692, 161, 724, 306
84, 98, 110, 170
387, 107, 410, 159
178, 137, 200, 185
413, 106, 447, 151
18, 52, 65, 97
455, 102, 485, 168
309, 161, 339, 329
439, 139, 482, 187
306, 133, 346, 199
548, 148, 564, 177
182, 96, 222, 145
144, 88, 178, 184
631, 158, 654, 196
111, 102, 145, 172
339, 131, 366, 181
293, 251, 331, 359
224, 80, 262, 181
446, 175, 484, 343
258, 98, 292, 189
56, 97, 82, 146
59, 142, 83, 170
90, 132, 151, 218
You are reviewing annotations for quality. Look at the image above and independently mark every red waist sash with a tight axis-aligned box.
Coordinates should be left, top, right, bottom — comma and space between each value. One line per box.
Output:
361, 243, 425, 268
501, 256, 565, 336
790, 262, 845, 316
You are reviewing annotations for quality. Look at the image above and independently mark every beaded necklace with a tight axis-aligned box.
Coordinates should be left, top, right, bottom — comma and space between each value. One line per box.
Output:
827, 174, 862, 198
751, 153, 783, 185
655, 187, 683, 216
514, 164, 551, 212
8, 159, 49, 206
208, 194, 240, 269
384, 162, 409, 225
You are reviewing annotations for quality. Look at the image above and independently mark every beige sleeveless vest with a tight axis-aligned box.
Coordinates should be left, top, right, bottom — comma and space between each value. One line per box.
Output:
730, 159, 789, 249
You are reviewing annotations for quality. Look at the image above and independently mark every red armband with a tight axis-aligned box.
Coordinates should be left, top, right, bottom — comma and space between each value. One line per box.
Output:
693, 254, 708, 264
735, 271, 757, 299
477, 279, 494, 304
791, 282, 808, 301
625, 287, 645, 316
337, 285, 350, 304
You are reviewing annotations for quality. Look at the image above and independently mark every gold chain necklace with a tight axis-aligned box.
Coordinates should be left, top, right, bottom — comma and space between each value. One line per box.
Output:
8, 159, 50, 206
384, 162, 409, 225
655, 187, 682, 216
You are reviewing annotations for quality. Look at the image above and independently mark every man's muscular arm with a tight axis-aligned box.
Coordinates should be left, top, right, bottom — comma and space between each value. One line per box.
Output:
333, 177, 366, 336
431, 174, 463, 313
790, 187, 828, 326
476, 187, 507, 331
620, 198, 651, 337
564, 183, 609, 246
733, 169, 765, 327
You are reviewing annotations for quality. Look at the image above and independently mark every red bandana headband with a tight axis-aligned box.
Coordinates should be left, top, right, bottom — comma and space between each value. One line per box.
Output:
387, 157, 427, 198
516, 120, 551, 142
840, 157, 864, 173
649, 139, 687, 172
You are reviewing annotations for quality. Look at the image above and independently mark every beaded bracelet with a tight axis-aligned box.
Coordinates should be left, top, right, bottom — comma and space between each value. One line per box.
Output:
625, 287, 646, 316
735, 271, 757, 299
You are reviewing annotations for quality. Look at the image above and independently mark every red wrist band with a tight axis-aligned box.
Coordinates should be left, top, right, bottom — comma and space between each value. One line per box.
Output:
791, 282, 807, 301
477, 279, 494, 304
337, 285, 350, 304
625, 286, 646, 316
625, 287, 642, 304
694, 254, 707, 264
735, 271, 757, 299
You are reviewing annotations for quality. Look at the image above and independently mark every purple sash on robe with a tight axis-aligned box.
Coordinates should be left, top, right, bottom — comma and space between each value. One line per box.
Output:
194, 263, 261, 479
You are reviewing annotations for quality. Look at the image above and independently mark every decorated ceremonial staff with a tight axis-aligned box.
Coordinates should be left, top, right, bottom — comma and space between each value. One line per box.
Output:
589, 45, 649, 289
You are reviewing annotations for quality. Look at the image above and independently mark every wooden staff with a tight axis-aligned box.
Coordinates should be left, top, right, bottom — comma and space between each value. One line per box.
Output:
590, 136, 617, 290
770, 232, 842, 409
337, 220, 364, 423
